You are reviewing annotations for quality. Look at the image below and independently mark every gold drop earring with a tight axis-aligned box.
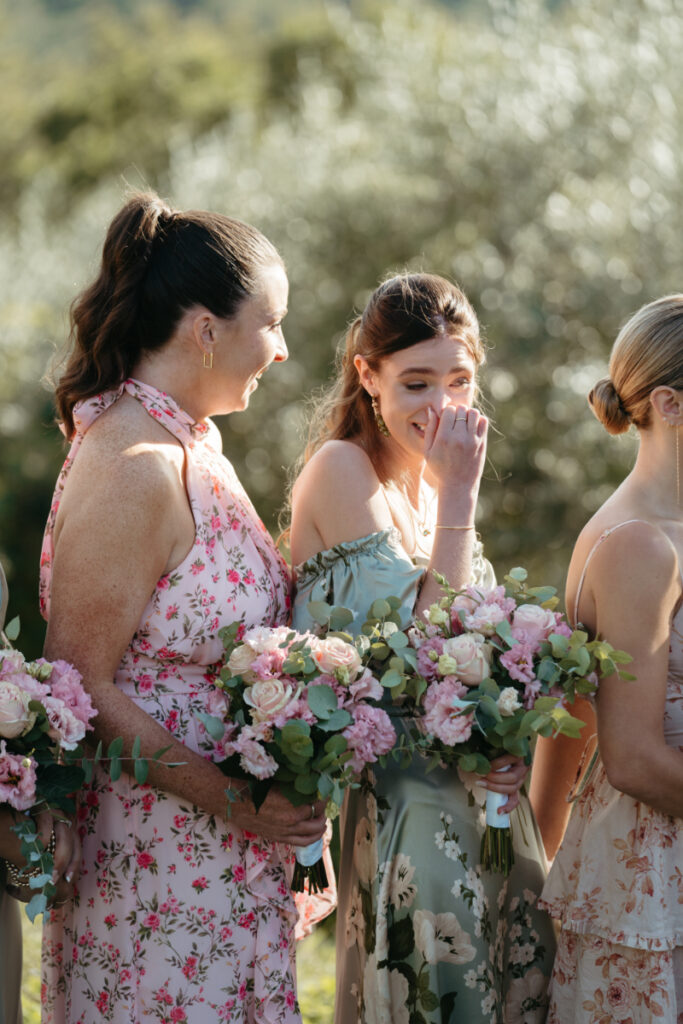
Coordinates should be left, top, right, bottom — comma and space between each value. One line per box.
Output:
203, 351, 214, 370
371, 395, 390, 437
667, 417, 681, 509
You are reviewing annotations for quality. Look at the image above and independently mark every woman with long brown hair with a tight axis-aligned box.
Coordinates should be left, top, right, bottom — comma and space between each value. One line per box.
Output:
39, 192, 328, 1023
290, 273, 555, 1023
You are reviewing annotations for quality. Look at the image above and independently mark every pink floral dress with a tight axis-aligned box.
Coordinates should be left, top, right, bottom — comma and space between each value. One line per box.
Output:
39, 379, 322, 1024
539, 520, 683, 1024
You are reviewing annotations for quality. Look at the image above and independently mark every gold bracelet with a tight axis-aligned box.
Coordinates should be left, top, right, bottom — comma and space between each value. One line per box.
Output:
435, 524, 475, 530
4, 826, 56, 886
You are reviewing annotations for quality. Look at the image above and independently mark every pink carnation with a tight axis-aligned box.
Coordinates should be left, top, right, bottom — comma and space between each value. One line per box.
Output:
0, 741, 37, 810
342, 705, 396, 774
272, 696, 316, 729
248, 649, 287, 682
43, 697, 87, 749
423, 679, 473, 746
552, 615, 573, 638
232, 731, 277, 780
46, 660, 96, 727
499, 642, 537, 684
522, 678, 543, 708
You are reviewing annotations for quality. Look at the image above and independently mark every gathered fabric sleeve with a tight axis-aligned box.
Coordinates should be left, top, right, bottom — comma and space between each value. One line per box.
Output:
292, 526, 495, 634
292, 528, 425, 634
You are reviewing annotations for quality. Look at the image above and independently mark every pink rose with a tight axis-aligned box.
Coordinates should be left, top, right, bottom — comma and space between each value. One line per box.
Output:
0, 681, 37, 738
511, 604, 558, 647
439, 635, 491, 686
310, 637, 362, 681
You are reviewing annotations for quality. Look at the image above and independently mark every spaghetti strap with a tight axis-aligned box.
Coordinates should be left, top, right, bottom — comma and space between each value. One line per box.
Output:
573, 518, 655, 625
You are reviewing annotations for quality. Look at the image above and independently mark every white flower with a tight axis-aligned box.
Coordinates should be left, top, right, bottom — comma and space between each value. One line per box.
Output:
451, 879, 462, 899
243, 678, 296, 723
413, 909, 476, 965
497, 686, 522, 716
0, 681, 36, 739
509, 942, 536, 966
353, 816, 378, 886
345, 889, 365, 950
310, 636, 362, 679
464, 968, 479, 989
444, 839, 461, 861
363, 954, 409, 1024
504, 967, 548, 1024
227, 643, 259, 676
509, 923, 522, 941
481, 992, 496, 1014
385, 853, 418, 909
522, 888, 538, 905
434, 830, 446, 850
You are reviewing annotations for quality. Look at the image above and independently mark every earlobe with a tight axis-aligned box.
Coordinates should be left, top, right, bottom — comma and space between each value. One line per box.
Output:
651, 386, 682, 424
353, 354, 376, 396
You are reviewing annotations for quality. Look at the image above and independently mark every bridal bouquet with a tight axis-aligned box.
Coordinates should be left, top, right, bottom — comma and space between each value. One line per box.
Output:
200, 608, 397, 892
392, 568, 633, 874
0, 618, 168, 919
0, 617, 97, 918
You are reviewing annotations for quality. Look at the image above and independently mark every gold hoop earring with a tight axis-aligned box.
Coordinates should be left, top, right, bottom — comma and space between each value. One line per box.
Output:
203, 352, 214, 370
371, 396, 390, 437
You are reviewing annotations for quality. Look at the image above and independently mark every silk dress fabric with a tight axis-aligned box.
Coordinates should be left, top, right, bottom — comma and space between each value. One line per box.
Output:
39, 379, 332, 1024
293, 528, 556, 1024
540, 520, 683, 1023
0, 562, 23, 1024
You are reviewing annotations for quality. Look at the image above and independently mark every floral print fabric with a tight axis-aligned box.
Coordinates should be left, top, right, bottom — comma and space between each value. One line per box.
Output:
40, 379, 315, 1024
293, 533, 556, 1024
540, 531, 683, 1022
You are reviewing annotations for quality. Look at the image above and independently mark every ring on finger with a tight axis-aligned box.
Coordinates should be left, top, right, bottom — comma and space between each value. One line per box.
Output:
309, 804, 316, 820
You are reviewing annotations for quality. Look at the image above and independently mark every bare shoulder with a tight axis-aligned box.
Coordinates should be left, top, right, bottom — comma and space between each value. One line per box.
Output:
291, 440, 393, 556
293, 439, 379, 501
579, 516, 680, 614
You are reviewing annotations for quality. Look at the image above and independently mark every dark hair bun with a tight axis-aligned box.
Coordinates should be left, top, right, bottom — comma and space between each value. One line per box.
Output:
588, 377, 631, 435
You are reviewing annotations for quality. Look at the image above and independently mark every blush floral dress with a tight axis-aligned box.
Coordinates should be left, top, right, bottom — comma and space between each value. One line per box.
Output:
539, 520, 683, 1023
39, 379, 328, 1024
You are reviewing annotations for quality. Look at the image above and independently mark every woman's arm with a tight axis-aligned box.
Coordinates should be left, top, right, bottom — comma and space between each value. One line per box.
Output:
47, 437, 324, 847
586, 524, 683, 817
529, 699, 597, 860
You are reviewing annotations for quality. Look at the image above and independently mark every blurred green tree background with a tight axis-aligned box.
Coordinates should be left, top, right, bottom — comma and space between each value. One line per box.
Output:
1, 0, 681, 657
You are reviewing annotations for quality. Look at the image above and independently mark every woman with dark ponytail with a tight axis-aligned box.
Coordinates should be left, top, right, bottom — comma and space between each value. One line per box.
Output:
533, 296, 683, 1022
40, 193, 329, 1023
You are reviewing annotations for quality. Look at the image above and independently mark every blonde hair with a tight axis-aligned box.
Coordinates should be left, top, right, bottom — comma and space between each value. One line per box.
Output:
589, 294, 683, 435
305, 273, 484, 480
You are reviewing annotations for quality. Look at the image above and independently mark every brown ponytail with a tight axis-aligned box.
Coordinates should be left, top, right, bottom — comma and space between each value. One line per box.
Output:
55, 191, 283, 438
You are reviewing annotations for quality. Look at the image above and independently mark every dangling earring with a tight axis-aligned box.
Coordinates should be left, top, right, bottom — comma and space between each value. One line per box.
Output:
666, 418, 680, 509
371, 396, 390, 437
203, 351, 214, 370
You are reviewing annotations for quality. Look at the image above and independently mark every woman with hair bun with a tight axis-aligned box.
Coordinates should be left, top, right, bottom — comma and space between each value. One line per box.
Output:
40, 193, 329, 1023
533, 295, 683, 1022
290, 273, 556, 1023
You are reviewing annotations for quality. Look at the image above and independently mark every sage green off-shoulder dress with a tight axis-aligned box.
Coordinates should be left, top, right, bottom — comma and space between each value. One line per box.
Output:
292, 528, 555, 1024
0, 562, 23, 1024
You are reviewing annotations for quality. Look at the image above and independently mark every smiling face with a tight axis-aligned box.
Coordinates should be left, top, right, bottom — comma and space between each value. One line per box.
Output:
356, 333, 477, 469
209, 263, 289, 413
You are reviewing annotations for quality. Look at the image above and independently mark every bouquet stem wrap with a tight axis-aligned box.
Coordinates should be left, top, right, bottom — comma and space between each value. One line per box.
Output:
481, 765, 514, 875
292, 837, 328, 894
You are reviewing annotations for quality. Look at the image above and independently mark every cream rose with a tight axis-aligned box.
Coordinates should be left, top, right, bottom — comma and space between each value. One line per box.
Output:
311, 637, 362, 681
243, 678, 295, 723
227, 644, 259, 677
0, 682, 37, 739
511, 604, 557, 645
462, 602, 508, 637
441, 635, 491, 686
497, 686, 522, 716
